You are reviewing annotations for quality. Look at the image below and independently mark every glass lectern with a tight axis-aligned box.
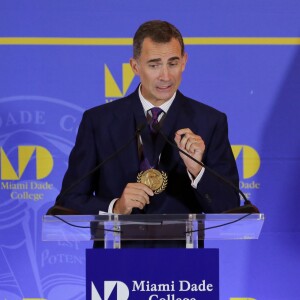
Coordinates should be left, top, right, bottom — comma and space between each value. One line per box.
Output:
42, 213, 264, 249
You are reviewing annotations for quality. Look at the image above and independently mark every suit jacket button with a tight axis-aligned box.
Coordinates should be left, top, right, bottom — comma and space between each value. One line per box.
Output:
204, 193, 212, 203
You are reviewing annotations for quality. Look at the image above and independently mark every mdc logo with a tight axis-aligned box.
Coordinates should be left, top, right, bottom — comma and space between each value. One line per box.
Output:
232, 145, 260, 179
0, 146, 53, 180
91, 281, 129, 300
105, 63, 135, 99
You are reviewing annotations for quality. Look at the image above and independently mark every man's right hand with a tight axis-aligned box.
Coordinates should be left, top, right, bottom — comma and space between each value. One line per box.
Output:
113, 183, 154, 214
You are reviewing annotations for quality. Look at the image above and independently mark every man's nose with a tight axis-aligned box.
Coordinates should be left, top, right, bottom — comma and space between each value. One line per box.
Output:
159, 65, 170, 81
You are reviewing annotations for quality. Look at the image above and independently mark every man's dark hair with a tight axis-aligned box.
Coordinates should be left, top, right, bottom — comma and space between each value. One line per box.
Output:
133, 20, 185, 59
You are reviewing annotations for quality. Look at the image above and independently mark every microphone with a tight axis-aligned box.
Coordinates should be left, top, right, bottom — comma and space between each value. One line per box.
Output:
47, 123, 147, 215
155, 126, 259, 214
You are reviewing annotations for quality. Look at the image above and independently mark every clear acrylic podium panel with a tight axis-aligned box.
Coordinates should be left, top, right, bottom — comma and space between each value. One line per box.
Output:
42, 213, 264, 247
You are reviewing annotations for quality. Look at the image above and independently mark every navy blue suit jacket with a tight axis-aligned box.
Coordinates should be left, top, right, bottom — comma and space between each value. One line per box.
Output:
58, 88, 240, 215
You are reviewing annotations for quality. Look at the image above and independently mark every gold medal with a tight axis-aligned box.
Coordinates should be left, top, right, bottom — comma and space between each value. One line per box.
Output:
137, 169, 168, 194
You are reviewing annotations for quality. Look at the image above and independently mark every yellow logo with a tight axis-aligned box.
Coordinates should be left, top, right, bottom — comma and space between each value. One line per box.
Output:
0, 146, 53, 180
232, 145, 260, 179
105, 63, 135, 98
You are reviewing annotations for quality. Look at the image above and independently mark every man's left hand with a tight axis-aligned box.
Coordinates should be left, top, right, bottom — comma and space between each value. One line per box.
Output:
174, 128, 205, 178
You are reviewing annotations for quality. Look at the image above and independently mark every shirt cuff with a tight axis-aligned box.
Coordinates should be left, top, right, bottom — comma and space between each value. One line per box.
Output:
107, 198, 119, 213
188, 167, 205, 188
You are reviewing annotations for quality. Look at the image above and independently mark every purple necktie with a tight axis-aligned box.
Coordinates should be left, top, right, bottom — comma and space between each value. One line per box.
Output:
140, 107, 164, 171
149, 107, 164, 134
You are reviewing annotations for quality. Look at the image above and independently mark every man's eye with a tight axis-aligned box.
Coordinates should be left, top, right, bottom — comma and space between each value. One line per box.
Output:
169, 62, 179, 67
149, 64, 159, 68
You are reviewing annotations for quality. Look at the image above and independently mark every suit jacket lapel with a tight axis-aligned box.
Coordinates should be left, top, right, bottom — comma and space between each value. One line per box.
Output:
158, 91, 191, 172
108, 90, 145, 180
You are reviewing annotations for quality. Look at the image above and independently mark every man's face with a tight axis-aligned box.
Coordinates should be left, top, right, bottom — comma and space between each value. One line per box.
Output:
130, 37, 188, 106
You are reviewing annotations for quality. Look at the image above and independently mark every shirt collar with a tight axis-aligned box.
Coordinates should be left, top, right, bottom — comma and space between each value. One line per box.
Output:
138, 84, 176, 115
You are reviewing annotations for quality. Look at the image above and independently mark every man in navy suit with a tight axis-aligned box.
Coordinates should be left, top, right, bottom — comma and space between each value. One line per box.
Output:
56, 21, 240, 237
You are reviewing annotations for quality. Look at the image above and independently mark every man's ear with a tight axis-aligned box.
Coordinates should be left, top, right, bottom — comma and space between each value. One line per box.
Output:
130, 58, 139, 75
182, 52, 188, 72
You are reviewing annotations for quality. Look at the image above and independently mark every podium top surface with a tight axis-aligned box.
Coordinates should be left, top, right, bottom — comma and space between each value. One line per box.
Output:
42, 213, 264, 242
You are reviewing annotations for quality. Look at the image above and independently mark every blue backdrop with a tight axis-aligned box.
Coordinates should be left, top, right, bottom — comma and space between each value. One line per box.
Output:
1, 1, 300, 299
